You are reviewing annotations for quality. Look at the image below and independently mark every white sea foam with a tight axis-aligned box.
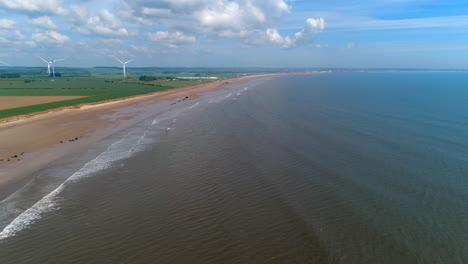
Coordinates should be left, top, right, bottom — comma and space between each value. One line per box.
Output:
0, 131, 152, 240
189, 103, 200, 109
129, 130, 151, 153
208, 94, 231, 104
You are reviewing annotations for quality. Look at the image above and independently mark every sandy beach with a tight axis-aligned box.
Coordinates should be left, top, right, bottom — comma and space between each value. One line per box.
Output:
0, 74, 267, 200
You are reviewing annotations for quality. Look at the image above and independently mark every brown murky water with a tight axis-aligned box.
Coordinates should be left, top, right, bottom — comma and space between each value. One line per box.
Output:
1, 73, 467, 263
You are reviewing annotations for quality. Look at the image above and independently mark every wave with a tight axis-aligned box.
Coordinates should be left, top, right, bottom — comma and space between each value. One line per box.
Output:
0, 129, 154, 240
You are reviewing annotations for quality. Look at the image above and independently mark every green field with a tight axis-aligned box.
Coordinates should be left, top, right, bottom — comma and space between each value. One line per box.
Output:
0, 76, 212, 119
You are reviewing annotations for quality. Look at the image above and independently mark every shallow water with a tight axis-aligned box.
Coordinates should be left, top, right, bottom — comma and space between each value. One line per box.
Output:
0, 73, 467, 263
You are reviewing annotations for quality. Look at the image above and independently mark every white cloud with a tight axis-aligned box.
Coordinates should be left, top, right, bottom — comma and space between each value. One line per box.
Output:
130, 45, 150, 53
120, 0, 324, 48
328, 15, 468, 31
72, 9, 129, 38
69, 6, 89, 25
266, 28, 285, 44
0, 19, 16, 29
32, 30, 70, 44
0, 0, 66, 16
0, 0, 328, 65
265, 18, 326, 49
0, 30, 24, 43
290, 18, 326, 47
147, 31, 196, 48
0, 29, 36, 47
28, 16, 57, 30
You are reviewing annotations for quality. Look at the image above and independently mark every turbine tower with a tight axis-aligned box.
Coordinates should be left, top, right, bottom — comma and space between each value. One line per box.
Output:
113, 56, 133, 79
0, 60, 10, 66
38, 56, 52, 75
51, 58, 64, 78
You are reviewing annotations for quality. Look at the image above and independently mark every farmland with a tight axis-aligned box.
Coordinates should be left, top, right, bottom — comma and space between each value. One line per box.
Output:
0, 75, 214, 119
0, 96, 87, 110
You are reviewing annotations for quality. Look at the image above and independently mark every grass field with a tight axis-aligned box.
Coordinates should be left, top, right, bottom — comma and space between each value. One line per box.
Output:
0, 77, 212, 119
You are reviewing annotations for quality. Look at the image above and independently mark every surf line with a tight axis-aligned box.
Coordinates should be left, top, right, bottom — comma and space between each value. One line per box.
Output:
0, 134, 133, 240
189, 103, 200, 109
129, 130, 149, 153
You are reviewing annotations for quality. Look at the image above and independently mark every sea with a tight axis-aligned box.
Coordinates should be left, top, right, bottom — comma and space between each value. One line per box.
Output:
0, 72, 467, 263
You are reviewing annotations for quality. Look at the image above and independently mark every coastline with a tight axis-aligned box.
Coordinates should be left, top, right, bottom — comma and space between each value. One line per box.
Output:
0, 74, 274, 200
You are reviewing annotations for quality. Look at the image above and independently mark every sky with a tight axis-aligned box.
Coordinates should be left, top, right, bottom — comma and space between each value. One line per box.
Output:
1, 0, 468, 68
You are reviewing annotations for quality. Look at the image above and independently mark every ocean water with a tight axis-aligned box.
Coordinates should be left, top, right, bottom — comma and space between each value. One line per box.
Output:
0, 73, 467, 263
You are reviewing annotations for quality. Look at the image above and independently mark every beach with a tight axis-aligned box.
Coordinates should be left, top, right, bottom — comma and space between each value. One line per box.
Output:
0, 74, 265, 200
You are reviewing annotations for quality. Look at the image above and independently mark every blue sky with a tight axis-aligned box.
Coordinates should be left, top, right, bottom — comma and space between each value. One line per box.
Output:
1, 0, 468, 68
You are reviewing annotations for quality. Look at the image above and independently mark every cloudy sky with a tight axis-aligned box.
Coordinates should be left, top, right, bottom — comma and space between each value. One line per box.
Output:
1, 0, 468, 68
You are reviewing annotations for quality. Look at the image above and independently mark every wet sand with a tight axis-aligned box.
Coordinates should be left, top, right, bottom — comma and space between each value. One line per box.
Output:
0, 75, 269, 200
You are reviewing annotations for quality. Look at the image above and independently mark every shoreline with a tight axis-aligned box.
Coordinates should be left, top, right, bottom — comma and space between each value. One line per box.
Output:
0, 73, 279, 200
0, 71, 324, 125
0, 75, 254, 125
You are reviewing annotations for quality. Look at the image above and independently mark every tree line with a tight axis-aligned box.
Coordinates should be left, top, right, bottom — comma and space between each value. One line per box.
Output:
0, 73, 20, 78
139, 75, 175, 81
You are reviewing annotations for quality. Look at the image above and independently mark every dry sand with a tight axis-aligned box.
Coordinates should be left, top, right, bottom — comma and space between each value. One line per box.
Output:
0, 74, 271, 199
0, 96, 87, 110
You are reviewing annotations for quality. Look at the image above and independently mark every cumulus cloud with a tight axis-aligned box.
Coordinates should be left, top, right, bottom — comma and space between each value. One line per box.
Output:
0, 0, 326, 62
32, 30, 70, 44
0, 19, 16, 30
69, 6, 88, 25
265, 18, 325, 48
285, 18, 326, 48
71, 8, 129, 38
0, 20, 36, 47
147, 31, 196, 48
28, 16, 57, 30
0, 0, 66, 16
130, 45, 150, 53
123, 0, 290, 32
121, 0, 324, 48
0, 29, 36, 47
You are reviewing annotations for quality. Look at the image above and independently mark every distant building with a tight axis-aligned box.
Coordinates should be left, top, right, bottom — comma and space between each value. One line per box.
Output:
177, 76, 219, 80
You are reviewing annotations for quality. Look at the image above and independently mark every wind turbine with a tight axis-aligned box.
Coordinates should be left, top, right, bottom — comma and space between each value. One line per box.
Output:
51, 58, 64, 78
38, 56, 52, 76
0, 60, 10, 66
113, 56, 133, 79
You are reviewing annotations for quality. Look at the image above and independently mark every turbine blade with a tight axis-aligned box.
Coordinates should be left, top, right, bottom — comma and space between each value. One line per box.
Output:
38, 56, 48, 63
112, 56, 124, 64
0, 60, 9, 66
124, 59, 134, 64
